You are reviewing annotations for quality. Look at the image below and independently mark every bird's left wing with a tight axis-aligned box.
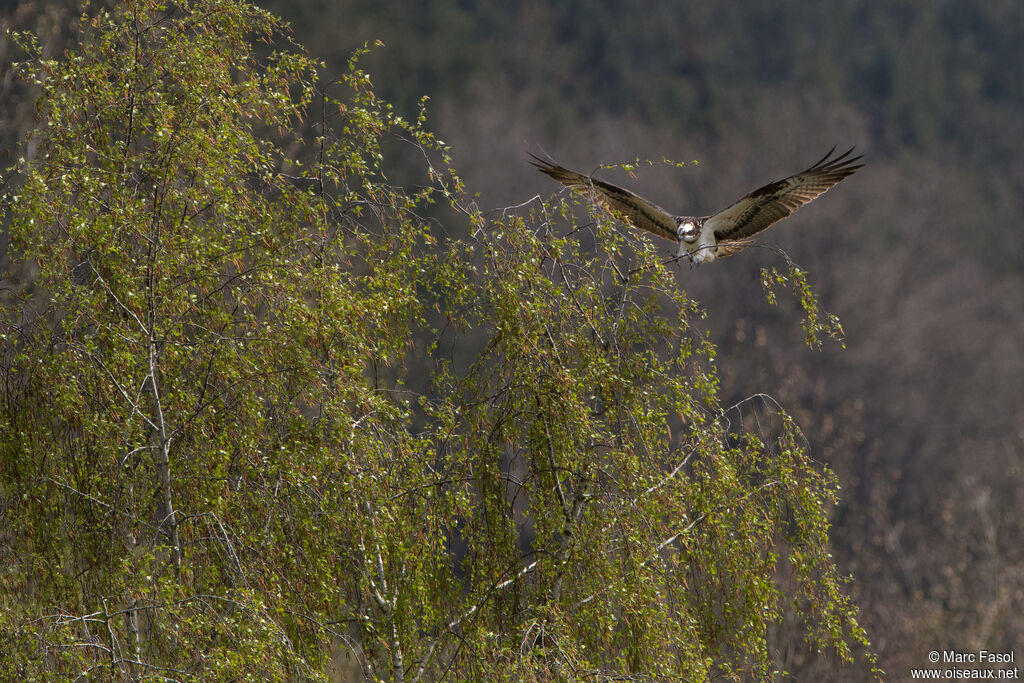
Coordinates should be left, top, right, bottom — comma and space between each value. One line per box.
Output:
706, 147, 863, 241
530, 154, 679, 242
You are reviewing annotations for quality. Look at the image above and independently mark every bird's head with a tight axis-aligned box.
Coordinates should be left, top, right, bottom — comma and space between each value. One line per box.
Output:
676, 218, 701, 243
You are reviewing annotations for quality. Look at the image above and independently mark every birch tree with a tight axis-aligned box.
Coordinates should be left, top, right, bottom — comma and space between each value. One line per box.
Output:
1, 0, 876, 679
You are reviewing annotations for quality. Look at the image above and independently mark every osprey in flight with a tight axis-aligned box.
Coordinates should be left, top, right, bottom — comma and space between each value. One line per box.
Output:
531, 147, 862, 263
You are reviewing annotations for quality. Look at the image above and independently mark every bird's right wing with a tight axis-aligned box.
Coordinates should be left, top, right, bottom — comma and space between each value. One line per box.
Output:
530, 154, 679, 242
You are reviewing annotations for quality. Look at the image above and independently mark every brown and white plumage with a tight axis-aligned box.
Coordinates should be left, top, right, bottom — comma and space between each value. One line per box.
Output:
531, 147, 863, 263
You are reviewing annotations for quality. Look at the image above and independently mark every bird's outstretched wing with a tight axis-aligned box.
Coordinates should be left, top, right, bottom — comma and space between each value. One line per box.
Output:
530, 153, 679, 241
706, 147, 863, 241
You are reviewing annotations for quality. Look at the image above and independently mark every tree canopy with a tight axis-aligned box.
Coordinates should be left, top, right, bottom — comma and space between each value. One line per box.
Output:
1, 1, 876, 679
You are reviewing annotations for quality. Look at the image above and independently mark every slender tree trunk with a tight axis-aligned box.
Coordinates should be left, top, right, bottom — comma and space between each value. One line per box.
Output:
148, 337, 181, 575
126, 597, 141, 680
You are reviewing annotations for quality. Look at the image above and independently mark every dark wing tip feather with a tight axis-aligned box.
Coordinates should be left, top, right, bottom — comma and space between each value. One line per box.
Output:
807, 146, 864, 176
528, 152, 564, 175
808, 145, 839, 169
527, 151, 552, 169
528, 152, 587, 188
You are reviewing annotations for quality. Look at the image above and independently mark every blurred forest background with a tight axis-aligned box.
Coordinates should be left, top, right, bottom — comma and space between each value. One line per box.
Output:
3, 0, 1022, 679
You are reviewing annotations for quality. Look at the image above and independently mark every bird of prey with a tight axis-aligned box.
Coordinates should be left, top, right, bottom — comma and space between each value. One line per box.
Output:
530, 147, 863, 263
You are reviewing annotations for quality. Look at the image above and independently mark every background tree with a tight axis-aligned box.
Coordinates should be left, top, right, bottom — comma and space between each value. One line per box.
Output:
1, 0, 877, 680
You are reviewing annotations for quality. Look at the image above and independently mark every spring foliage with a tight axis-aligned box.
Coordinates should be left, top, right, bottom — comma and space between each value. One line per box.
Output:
0, 0, 875, 679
